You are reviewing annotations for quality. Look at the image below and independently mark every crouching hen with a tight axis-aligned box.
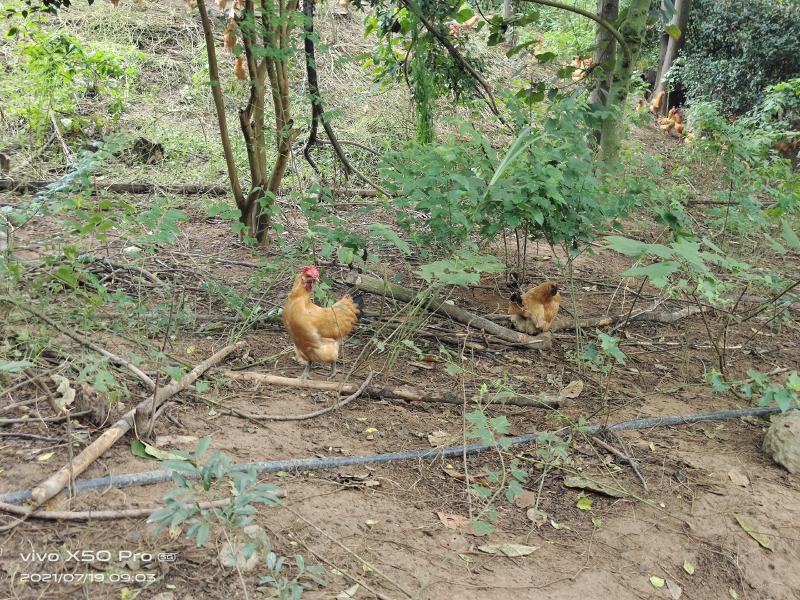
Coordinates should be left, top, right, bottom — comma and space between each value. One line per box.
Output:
508, 280, 561, 334
283, 266, 362, 379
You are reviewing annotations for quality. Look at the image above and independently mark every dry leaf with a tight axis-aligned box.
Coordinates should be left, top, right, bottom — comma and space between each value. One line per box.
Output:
558, 379, 584, 399
563, 476, 625, 498
513, 490, 537, 509
727, 467, 750, 487
682, 560, 695, 575
526, 508, 548, 528
336, 584, 359, 599
436, 512, 470, 530
477, 543, 537, 558
51, 374, 76, 413
667, 579, 683, 599
427, 430, 454, 448
734, 514, 772, 550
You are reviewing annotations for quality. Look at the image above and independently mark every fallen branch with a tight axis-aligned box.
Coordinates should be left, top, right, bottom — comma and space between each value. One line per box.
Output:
28, 342, 245, 508
0, 410, 92, 427
355, 275, 551, 348
551, 306, 701, 332
8, 300, 156, 390
223, 370, 568, 408
0, 179, 229, 196
233, 372, 373, 421
591, 434, 648, 492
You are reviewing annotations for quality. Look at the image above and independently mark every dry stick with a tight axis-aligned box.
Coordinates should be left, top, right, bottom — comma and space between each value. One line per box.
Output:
223, 370, 569, 408
355, 275, 551, 348
146, 288, 180, 438
234, 372, 373, 421
10, 301, 156, 391
0, 179, 229, 196
0, 492, 279, 523
28, 342, 245, 508
590, 435, 648, 492
549, 305, 701, 333
0, 410, 91, 427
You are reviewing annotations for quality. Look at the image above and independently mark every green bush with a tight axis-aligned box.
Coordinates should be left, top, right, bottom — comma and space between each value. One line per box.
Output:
673, 0, 800, 116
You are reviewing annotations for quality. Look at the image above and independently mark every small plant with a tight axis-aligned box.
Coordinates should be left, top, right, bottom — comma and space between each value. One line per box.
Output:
464, 381, 530, 534
259, 552, 327, 600
710, 369, 800, 413
148, 437, 283, 547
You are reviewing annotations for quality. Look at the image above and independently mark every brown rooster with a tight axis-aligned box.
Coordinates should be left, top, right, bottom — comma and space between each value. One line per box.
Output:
283, 266, 362, 379
508, 279, 561, 334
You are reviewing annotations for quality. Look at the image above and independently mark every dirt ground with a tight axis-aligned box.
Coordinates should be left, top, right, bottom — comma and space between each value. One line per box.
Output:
2, 1, 799, 599
2, 193, 799, 600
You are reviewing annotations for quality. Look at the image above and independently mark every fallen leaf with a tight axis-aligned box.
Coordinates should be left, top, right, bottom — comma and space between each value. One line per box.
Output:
437, 512, 470, 530
443, 466, 489, 486
682, 560, 695, 575
336, 583, 359, 599
650, 576, 665, 588
591, 517, 603, 528
563, 476, 625, 498
409, 360, 434, 370
727, 467, 749, 487
131, 440, 189, 462
734, 514, 772, 550
51, 374, 76, 413
649, 442, 656, 452
527, 509, 548, 527
558, 379, 584, 399
667, 579, 683, 599
513, 490, 538, 509
729, 589, 738, 600
364, 519, 378, 527
478, 543, 538, 557
576, 496, 593, 511
37, 452, 54, 462
427, 430, 454, 447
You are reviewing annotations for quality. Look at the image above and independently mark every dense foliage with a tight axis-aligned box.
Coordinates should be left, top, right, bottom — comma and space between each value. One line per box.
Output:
673, 0, 800, 116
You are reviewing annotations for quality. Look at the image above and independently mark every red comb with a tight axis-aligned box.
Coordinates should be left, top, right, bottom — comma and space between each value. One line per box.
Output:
300, 266, 320, 278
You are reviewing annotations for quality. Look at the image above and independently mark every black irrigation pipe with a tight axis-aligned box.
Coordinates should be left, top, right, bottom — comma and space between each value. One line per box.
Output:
0, 406, 788, 505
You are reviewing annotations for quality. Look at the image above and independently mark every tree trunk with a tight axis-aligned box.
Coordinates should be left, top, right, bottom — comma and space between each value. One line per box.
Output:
590, 0, 619, 106
653, 0, 691, 112
598, 0, 652, 164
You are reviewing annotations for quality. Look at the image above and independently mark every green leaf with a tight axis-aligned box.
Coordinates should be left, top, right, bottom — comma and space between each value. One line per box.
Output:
734, 514, 772, 550
0, 360, 35, 373
781, 218, 800, 249
195, 380, 210, 393
650, 576, 665, 588
598, 331, 626, 364
131, 440, 190, 462
195, 436, 212, 458
576, 496, 593, 511
605, 236, 674, 258
471, 519, 494, 535
621, 261, 680, 287
665, 23, 682, 39
682, 560, 695, 575
487, 126, 533, 189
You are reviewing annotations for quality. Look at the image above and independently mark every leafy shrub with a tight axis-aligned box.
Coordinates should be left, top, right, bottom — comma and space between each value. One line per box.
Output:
672, 0, 800, 116
0, 5, 140, 140
382, 98, 647, 259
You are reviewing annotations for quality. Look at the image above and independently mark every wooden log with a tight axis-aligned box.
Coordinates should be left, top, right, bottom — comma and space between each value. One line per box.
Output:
28, 342, 245, 508
223, 371, 569, 408
356, 275, 551, 348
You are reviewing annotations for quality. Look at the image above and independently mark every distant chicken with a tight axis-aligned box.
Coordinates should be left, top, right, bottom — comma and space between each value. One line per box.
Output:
283, 266, 362, 379
649, 90, 665, 114
571, 56, 594, 82
508, 279, 561, 334
658, 107, 685, 137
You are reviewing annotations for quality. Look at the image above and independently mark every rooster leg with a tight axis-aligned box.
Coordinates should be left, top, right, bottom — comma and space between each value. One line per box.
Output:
328, 362, 338, 379
300, 363, 311, 381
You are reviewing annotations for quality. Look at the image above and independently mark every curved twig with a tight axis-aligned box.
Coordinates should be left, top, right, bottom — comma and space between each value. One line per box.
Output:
233, 372, 373, 421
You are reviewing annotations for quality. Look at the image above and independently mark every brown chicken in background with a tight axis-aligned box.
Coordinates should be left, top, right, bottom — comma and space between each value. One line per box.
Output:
283, 266, 362, 379
508, 278, 561, 334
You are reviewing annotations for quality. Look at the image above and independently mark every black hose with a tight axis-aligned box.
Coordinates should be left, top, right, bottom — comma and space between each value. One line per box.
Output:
0, 406, 786, 505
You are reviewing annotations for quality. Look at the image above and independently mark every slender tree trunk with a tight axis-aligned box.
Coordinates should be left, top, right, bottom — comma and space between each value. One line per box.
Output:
653, 0, 691, 112
598, 0, 652, 164
196, 0, 245, 221
590, 0, 619, 106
